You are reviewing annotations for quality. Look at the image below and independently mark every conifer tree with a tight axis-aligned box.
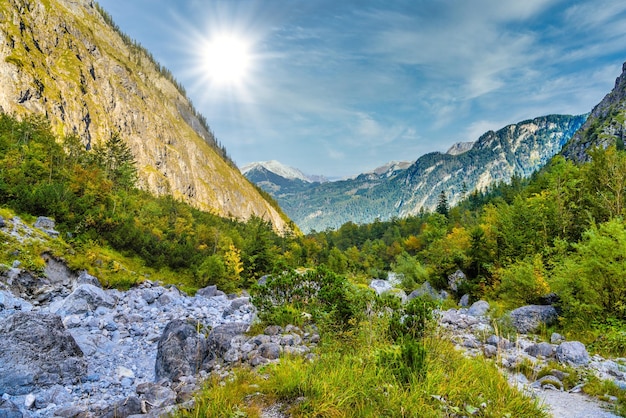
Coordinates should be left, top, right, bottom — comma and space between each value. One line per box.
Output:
435, 190, 449, 217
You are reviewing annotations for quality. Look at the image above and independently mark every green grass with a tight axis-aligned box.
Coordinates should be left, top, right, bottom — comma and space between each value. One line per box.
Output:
177, 318, 546, 418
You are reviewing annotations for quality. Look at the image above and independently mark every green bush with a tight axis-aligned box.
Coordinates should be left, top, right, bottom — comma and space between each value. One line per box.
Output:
496, 254, 550, 307
250, 267, 359, 330
553, 219, 626, 326
388, 295, 436, 342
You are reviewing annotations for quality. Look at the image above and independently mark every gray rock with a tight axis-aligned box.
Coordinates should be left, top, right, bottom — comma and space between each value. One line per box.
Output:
100, 396, 143, 418
34, 216, 59, 237
52, 405, 89, 418
280, 334, 302, 346
447, 270, 466, 292
0, 312, 87, 395
525, 342, 555, 358
259, 342, 281, 360
467, 300, 490, 317
222, 297, 250, 317
136, 382, 177, 410
35, 384, 73, 409
77, 270, 101, 287
459, 294, 470, 307
408, 281, 442, 301
556, 341, 590, 366
369, 279, 393, 295
509, 305, 558, 333
483, 344, 498, 358
550, 332, 565, 344
196, 285, 218, 298
264, 325, 282, 336
57, 284, 116, 315
155, 320, 206, 382
0, 398, 23, 418
206, 322, 248, 360
0, 216, 4, 228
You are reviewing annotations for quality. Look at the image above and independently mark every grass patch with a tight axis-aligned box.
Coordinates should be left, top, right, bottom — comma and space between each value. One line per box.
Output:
583, 375, 626, 416
178, 318, 546, 418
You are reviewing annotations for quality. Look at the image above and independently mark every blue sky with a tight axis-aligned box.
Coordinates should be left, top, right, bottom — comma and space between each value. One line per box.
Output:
97, 0, 626, 178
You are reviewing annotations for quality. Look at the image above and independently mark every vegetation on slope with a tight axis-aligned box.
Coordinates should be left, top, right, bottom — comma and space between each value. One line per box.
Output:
0, 114, 286, 292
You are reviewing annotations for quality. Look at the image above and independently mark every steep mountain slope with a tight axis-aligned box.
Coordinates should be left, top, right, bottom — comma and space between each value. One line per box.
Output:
246, 115, 586, 232
0, 0, 289, 231
562, 62, 626, 162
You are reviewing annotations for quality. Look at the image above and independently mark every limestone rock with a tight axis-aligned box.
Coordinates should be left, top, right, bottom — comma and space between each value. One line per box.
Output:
556, 341, 590, 366
447, 270, 466, 292
33, 216, 59, 237
509, 305, 558, 333
0, 312, 87, 395
408, 281, 442, 301
369, 279, 393, 295
467, 300, 490, 317
56, 283, 116, 315
155, 320, 206, 382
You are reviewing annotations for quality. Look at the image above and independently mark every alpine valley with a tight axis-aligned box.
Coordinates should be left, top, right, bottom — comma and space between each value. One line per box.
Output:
244, 114, 587, 232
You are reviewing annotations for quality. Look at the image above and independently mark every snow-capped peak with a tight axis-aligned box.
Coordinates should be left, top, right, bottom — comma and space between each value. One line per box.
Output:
241, 160, 320, 183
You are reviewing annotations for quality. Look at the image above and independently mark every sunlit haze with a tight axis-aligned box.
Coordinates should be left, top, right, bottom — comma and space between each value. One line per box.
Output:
97, 0, 626, 178
203, 35, 252, 86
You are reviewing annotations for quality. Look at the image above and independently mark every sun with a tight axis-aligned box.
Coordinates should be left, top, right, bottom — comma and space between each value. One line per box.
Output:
203, 34, 252, 86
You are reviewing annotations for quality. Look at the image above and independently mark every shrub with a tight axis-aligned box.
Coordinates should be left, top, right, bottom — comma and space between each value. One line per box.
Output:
553, 219, 626, 326
496, 254, 550, 307
250, 267, 359, 330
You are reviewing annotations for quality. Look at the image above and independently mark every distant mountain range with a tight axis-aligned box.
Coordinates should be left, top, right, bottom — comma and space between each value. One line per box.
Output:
243, 114, 587, 232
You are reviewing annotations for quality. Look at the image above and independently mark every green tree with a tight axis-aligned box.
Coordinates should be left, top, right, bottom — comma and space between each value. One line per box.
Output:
553, 219, 626, 326
92, 132, 137, 189
436, 190, 449, 217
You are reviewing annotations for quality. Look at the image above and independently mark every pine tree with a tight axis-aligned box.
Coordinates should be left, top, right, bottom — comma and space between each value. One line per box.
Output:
436, 190, 449, 217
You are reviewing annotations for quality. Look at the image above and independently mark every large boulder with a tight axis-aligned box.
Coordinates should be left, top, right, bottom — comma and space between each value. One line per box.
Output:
509, 305, 558, 333
556, 341, 590, 366
0, 312, 87, 395
56, 283, 117, 315
155, 320, 207, 382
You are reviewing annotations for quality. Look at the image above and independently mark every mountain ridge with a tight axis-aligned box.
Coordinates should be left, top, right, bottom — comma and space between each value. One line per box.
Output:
244, 114, 587, 232
562, 62, 626, 161
0, 0, 290, 231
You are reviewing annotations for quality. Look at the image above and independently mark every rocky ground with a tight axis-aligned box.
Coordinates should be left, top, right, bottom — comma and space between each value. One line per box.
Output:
439, 301, 624, 418
0, 217, 623, 417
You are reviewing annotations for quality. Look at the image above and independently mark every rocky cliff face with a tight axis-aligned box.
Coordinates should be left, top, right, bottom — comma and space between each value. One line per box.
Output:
0, 0, 289, 231
245, 114, 587, 232
562, 62, 626, 162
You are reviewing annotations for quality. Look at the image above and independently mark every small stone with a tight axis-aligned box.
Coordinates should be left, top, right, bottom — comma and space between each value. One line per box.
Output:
459, 294, 470, 307
258, 342, 281, 360
550, 332, 565, 344
264, 325, 282, 336
24, 393, 36, 409
483, 344, 497, 358
525, 342, 555, 358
